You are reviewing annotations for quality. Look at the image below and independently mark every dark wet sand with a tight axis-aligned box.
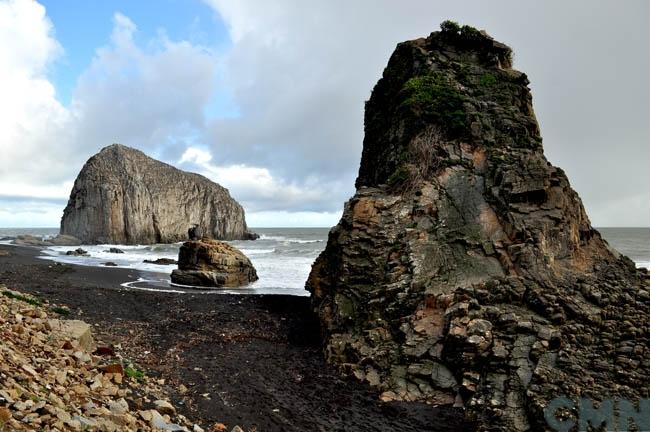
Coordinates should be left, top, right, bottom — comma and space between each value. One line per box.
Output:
0, 244, 474, 432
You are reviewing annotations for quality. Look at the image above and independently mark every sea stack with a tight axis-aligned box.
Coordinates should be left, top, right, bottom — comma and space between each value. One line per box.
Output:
307, 22, 650, 430
60, 144, 256, 244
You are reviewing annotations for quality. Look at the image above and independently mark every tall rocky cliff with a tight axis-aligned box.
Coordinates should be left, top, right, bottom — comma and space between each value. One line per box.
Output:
61, 144, 255, 244
307, 23, 650, 430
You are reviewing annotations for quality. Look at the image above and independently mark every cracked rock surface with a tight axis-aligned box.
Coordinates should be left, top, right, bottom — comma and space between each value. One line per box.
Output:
61, 144, 254, 244
307, 23, 650, 431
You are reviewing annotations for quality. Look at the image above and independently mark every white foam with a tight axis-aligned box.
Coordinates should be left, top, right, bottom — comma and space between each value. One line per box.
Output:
41, 244, 178, 274
37, 233, 323, 296
257, 234, 322, 244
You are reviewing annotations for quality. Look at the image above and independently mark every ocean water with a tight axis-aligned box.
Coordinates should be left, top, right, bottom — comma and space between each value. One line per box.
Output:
0, 227, 329, 296
598, 227, 650, 269
2, 227, 650, 295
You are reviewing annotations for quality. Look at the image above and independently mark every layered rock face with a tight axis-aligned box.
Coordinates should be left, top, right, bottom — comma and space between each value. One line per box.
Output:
61, 144, 255, 244
171, 239, 258, 287
307, 23, 650, 430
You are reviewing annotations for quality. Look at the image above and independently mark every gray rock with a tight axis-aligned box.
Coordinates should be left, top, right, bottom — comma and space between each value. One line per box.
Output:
12, 235, 49, 246
49, 234, 82, 246
143, 258, 178, 265
430, 363, 457, 389
148, 410, 188, 431
60, 144, 257, 244
12, 234, 81, 247
65, 248, 88, 256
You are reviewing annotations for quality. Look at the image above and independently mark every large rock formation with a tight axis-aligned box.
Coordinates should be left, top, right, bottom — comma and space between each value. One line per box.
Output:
61, 144, 256, 244
171, 239, 258, 287
307, 22, 650, 430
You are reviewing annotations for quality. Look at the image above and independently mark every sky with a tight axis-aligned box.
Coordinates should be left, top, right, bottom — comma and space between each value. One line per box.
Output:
0, 0, 648, 228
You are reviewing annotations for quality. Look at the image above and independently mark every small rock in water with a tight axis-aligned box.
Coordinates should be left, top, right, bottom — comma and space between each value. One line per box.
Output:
144, 258, 178, 265
65, 248, 88, 256
107, 247, 125, 254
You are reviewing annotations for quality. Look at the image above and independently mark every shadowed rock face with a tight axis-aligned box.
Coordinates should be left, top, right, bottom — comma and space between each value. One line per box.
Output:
307, 23, 650, 430
61, 144, 255, 244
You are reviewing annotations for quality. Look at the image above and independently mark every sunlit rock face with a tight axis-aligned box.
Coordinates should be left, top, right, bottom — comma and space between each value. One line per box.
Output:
61, 144, 255, 244
171, 238, 258, 287
307, 22, 650, 431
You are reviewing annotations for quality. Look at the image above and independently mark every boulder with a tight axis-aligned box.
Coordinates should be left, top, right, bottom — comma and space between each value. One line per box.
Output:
306, 22, 650, 431
48, 319, 95, 352
171, 239, 258, 287
60, 144, 257, 244
243, 232, 260, 240
66, 248, 88, 256
11, 234, 80, 247
143, 258, 178, 265
12, 235, 47, 246
49, 234, 82, 246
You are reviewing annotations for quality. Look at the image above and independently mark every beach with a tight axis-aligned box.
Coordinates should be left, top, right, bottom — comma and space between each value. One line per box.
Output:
0, 243, 472, 431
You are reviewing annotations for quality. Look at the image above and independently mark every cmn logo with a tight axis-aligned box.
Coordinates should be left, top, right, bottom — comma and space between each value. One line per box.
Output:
544, 397, 650, 431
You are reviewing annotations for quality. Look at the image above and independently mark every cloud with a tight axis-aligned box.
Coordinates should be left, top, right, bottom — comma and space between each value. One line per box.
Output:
0, 0, 72, 185
0, 3, 225, 225
203, 0, 650, 227
0, 180, 72, 200
0, 198, 64, 227
71, 12, 218, 162
178, 147, 349, 212
1, 0, 649, 228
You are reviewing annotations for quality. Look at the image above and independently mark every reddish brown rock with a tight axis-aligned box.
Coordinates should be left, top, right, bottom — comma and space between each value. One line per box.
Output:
171, 239, 258, 288
307, 21, 650, 431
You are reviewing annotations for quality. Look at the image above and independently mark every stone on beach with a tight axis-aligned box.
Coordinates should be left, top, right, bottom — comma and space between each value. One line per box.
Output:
0, 285, 206, 431
48, 318, 95, 352
171, 239, 258, 288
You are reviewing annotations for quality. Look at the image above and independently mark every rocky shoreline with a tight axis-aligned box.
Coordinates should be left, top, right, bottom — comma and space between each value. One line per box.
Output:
0, 244, 473, 431
0, 284, 208, 431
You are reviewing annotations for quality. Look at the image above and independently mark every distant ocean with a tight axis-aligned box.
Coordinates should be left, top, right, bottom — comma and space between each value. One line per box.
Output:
2, 227, 650, 296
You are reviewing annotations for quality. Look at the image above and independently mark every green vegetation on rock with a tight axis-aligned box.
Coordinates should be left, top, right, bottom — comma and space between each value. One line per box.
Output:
387, 164, 412, 189
400, 73, 467, 135
439, 20, 461, 34
1, 290, 42, 306
440, 20, 482, 43
439, 20, 513, 67
50, 306, 70, 316
124, 365, 145, 382
480, 73, 497, 87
